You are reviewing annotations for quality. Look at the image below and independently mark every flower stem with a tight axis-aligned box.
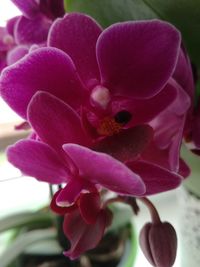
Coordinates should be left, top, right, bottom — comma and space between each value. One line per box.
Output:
138, 197, 161, 224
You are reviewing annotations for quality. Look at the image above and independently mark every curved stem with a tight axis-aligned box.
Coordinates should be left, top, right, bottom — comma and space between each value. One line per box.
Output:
103, 196, 125, 209
103, 196, 139, 214
103, 195, 161, 224
138, 197, 161, 224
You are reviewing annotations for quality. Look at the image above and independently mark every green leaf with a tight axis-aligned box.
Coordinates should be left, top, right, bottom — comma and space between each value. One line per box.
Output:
65, 0, 158, 27
0, 229, 56, 267
65, 0, 200, 67
144, 0, 200, 67
0, 211, 53, 233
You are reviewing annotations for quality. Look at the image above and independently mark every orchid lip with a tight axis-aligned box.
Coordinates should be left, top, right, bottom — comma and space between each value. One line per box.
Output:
57, 200, 73, 208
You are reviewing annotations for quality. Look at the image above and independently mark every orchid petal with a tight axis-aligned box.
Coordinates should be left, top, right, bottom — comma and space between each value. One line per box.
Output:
97, 20, 181, 98
50, 189, 76, 215
127, 160, 182, 195
112, 80, 178, 127
56, 178, 95, 207
7, 140, 69, 184
15, 15, 51, 45
63, 209, 108, 260
173, 45, 194, 100
6, 16, 20, 36
94, 125, 153, 162
39, 0, 65, 19
0, 47, 86, 118
28, 91, 91, 154
11, 0, 39, 19
79, 192, 101, 224
63, 144, 146, 196
141, 141, 170, 170
48, 13, 102, 86
7, 45, 29, 65
0, 27, 14, 51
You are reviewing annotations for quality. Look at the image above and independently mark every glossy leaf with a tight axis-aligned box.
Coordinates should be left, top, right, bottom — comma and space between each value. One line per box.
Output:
144, 0, 200, 67
65, 0, 157, 27
65, 0, 200, 67
0, 229, 56, 267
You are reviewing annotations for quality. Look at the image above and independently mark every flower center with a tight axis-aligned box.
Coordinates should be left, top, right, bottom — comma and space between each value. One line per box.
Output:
114, 110, 132, 124
97, 117, 122, 136
90, 85, 111, 109
97, 110, 132, 136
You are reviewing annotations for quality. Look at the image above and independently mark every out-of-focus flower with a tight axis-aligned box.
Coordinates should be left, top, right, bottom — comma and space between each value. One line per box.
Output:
0, 0, 65, 73
0, 25, 16, 72
148, 44, 194, 170
139, 222, 177, 267
11, 0, 65, 45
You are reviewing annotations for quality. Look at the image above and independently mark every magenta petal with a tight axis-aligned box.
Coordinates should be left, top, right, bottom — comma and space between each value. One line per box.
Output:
15, 15, 51, 45
63, 209, 108, 259
79, 193, 101, 224
56, 178, 94, 207
7, 45, 29, 65
97, 20, 181, 98
168, 116, 186, 172
127, 160, 182, 195
113, 81, 178, 126
50, 189, 76, 215
6, 16, 20, 36
0, 52, 7, 72
94, 125, 153, 162
0, 27, 13, 51
173, 45, 194, 100
39, 0, 65, 19
48, 13, 102, 86
141, 141, 170, 170
0, 47, 86, 118
179, 158, 190, 178
63, 144, 145, 196
11, 0, 39, 18
7, 139, 69, 184
28, 91, 92, 154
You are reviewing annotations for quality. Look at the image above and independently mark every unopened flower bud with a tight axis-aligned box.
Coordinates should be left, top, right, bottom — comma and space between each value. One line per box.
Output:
139, 222, 177, 267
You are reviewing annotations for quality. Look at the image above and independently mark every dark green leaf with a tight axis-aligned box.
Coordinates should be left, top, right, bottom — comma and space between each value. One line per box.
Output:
65, 0, 200, 67
144, 0, 200, 67
65, 0, 157, 27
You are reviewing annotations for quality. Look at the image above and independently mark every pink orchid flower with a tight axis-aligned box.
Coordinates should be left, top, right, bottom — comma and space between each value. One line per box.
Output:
0, 13, 192, 173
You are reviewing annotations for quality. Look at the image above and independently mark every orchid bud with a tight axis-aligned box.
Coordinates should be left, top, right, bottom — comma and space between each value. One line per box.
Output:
139, 222, 177, 267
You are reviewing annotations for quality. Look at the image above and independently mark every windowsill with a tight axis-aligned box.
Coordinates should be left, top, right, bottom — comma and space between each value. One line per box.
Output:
0, 122, 29, 151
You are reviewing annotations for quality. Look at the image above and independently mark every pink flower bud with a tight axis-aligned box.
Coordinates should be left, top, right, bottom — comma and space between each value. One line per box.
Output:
139, 222, 177, 267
